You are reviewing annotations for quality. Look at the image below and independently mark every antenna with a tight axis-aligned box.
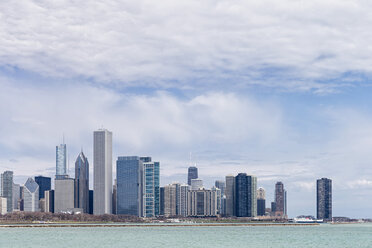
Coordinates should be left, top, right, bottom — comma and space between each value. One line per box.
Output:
189, 152, 192, 167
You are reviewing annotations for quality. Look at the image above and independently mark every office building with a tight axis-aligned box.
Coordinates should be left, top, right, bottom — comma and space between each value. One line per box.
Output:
215, 180, 226, 196
56, 143, 67, 179
163, 183, 178, 217
212, 186, 221, 214
55, 177, 74, 213
45, 190, 54, 213
187, 166, 198, 185
74, 151, 89, 213
1, 171, 13, 212
271, 202, 276, 215
179, 184, 189, 217
93, 129, 113, 215
35, 176, 51, 200
13, 184, 20, 210
89, 190, 93, 215
317, 178, 332, 220
187, 188, 218, 217
191, 178, 203, 190
160, 187, 165, 215
141, 157, 160, 217
225, 175, 235, 216
116, 156, 143, 216
275, 182, 286, 217
257, 187, 266, 216
0, 197, 7, 215
235, 173, 257, 217
23, 178, 39, 212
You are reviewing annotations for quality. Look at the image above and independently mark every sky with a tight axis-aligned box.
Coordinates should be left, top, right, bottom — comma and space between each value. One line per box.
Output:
1, 0, 372, 218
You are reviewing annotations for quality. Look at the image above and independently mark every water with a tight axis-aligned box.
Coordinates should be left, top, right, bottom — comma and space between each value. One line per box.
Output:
1, 224, 372, 248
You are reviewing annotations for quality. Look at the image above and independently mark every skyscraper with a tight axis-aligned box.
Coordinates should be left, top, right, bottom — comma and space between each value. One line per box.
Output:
35, 176, 51, 200
187, 188, 218, 217
225, 175, 235, 216
215, 180, 226, 196
235, 173, 257, 217
75, 151, 89, 213
179, 184, 189, 217
191, 178, 203, 190
257, 187, 266, 216
317, 178, 332, 220
55, 177, 74, 213
116, 156, 143, 216
56, 144, 67, 179
1, 171, 13, 212
45, 190, 54, 213
275, 182, 286, 217
13, 183, 20, 210
23, 178, 39, 212
187, 166, 198, 185
141, 158, 160, 217
93, 129, 113, 215
163, 183, 178, 217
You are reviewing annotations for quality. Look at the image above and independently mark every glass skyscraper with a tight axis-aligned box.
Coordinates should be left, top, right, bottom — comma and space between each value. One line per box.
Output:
56, 144, 67, 178
317, 178, 332, 220
1, 171, 13, 212
35, 176, 51, 200
116, 156, 143, 216
75, 151, 89, 213
23, 178, 39, 212
141, 158, 160, 217
235, 173, 257, 217
187, 166, 198, 185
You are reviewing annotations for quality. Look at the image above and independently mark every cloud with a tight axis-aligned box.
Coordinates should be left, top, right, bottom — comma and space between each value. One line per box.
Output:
347, 179, 372, 189
1, 0, 372, 92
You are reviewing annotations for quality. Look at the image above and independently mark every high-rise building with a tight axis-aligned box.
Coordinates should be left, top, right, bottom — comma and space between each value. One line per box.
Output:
56, 144, 67, 179
1, 171, 13, 212
235, 173, 257, 217
212, 186, 221, 215
179, 184, 189, 217
23, 178, 39, 212
141, 157, 160, 217
35, 176, 51, 200
74, 151, 89, 213
55, 177, 74, 213
191, 178, 203, 190
187, 188, 218, 217
160, 187, 165, 215
45, 190, 54, 213
116, 156, 143, 216
89, 190, 93, 215
271, 202, 276, 215
0, 197, 7, 215
317, 178, 332, 220
13, 183, 20, 210
187, 166, 198, 185
112, 179, 117, 215
215, 180, 226, 196
163, 183, 178, 217
93, 129, 113, 215
257, 187, 266, 216
275, 182, 286, 217
225, 175, 235, 216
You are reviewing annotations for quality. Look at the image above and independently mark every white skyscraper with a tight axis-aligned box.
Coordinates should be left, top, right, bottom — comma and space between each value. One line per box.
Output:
93, 129, 112, 215
23, 178, 39, 212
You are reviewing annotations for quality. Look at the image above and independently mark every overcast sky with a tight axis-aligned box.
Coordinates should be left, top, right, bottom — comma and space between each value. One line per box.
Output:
1, 0, 372, 218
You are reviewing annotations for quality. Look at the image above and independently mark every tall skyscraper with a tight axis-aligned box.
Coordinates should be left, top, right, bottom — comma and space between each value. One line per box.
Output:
56, 144, 67, 179
160, 187, 165, 215
163, 183, 178, 217
235, 173, 257, 217
257, 187, 266, 216
317, 178, 332, 220
35, 176, 51, 200
23, 178, 39, 212
13, 183, 20, 210
45, 190, 54, 213
1, 171, 13, 212
55, 177, 74, 213
75, 151, 89, 213
215, 180, 226, 196
141, 157, 160, 217
93, 129, 113, 215
116, 156, 143, 216
275, 182, 286, 217
225, 175, 235, 216
187, 166, 198, 185
179, 184, 189, 217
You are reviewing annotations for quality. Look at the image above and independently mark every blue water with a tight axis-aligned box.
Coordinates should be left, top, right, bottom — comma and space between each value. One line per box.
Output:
1, 224, 372, 247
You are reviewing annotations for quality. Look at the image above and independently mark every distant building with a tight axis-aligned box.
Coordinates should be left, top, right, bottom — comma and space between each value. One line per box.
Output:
160, 187, 165, 215
35, 176, 51, 200
225, 175, 235, 216
55, 177, 74, 213
45, 190, 54, 213
163, 183, 178, 217
39, 198, 46, 212
317, 178, 332, 220
116, 156, 143, 216
56, 143, 67, 179
215, 180, 226, 196
23, 178, 39, 212
1, 171, 13, 212
187, 188, 218, 217
271, 202, 276, 215
212, 186, 221, 215
13, 184, 20, 211
74, 151, 89, 213
191, 178, 203, 190
141, 158, 160, 217
179, 184, 189, 217
0, 197, 7, 215
112, 180, 117, 215
235, 173, 257, 217
89, 190, 93, 215
93, 129, 113, 215
257, 187, 266, 216
275, 182, 286, 217
187, 166, 198, 186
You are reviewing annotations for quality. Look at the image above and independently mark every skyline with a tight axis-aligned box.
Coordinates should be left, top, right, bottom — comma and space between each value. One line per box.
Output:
1, 0, 372, 219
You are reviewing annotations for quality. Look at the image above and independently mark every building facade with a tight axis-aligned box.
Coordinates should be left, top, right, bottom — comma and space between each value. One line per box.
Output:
235, 173, 257, 217
13, 183, 20, 211
317, 178, 332, 220
257, 187, 266, 216
74, 151, 89, 213
23, 178, 39, 212
45, 190, 54, 213
225, 175, 235, 216
163, 183, 178, 217
35, 176, 51, 200
0, 197, 7, 215
187, 166, 198, 185
275, 182, 286, 217
215, 180, 226, 196
56, 144, 67, 179
93, 129, 113, 215
55, 178, 74, 213
179, 184, 189, 217
191, 178, 203, 190
116, 156, 143, 216
187, 189, 218, 217
1, 171, 13, 212
142, 158, 160, 217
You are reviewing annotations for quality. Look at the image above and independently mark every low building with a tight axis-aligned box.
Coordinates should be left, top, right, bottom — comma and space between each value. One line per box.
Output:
0, 197, 7, 215
187, 189, 217, 217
